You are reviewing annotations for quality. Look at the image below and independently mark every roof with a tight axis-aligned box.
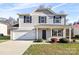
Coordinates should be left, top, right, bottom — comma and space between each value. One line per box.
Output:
55, 13, 67, 16
12, 27, 35, 31
13, 24, 19, 27
35, 24, 71, 28
17, 7, 67, 16
32, 8, 56, 14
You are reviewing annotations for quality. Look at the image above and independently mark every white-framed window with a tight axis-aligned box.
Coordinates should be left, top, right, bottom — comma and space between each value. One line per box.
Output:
39, 16, 46, 23
52, 29, 63, 36
58, 29, 63, 36
53, 16, 61, 23
52, 30, 58, 36
24, 16, 32, 23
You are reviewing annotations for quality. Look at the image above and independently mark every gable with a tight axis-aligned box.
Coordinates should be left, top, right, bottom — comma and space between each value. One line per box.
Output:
32, 8, 56, 15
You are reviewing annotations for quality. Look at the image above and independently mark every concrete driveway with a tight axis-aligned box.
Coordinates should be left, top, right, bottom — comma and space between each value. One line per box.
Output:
0, 40, 33, 55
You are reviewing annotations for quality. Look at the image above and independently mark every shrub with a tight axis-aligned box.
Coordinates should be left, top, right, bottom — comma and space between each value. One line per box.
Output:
34, 39, 43, 42
51, 38, 58, 43
75, 35, 79, 38
0, 34, 4, 36
0, 36, 10, 40
59, 38, 69, 43
73, 39, 76, 42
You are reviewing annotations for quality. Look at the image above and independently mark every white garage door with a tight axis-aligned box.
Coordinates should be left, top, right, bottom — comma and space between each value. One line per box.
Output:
11, 30, 35, 40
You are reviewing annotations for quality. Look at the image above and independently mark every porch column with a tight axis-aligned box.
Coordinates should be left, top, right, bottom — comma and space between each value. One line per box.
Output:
51, 28, 52, 38
36, 28, 38, 40
63, 28, 66, 38
69, 28, 71, 42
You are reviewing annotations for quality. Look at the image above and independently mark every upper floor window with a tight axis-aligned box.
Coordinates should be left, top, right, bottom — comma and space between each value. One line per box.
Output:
24, 16, 32, 23
53, 16, 61, 23
39, 16, 46, 23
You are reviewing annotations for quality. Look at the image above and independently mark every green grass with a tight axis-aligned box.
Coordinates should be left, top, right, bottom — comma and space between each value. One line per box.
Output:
0, 40, 8, 43
23, 43, 79, 55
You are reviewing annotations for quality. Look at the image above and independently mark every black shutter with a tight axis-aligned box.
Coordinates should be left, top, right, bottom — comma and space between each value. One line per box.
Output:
24, 16, 26, 23
53, 16, 55, 23
30, 16, 32, 23
45, 16, 46, 23
53, 16, 55, 19
39, 16, 40, 23
60, 16, 61, 19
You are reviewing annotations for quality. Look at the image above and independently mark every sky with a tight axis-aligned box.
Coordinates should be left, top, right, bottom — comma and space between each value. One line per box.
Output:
0, 3, 79, 23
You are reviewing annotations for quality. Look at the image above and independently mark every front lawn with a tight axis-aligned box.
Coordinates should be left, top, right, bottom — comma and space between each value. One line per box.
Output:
0, 40, 8, 43
23, 43, 79, 55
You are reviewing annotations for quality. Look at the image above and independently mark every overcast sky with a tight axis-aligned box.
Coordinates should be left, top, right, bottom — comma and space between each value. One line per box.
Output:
0, 3, 79, 23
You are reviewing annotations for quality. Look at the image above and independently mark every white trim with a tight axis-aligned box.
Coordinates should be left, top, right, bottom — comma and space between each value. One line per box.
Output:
51, 28, 52, 37
69, 28, 71, 41
63, 28, 66, 38
36, 28, 38, 39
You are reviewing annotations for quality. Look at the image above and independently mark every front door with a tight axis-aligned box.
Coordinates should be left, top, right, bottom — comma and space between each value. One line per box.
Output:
42, 30, 46, 39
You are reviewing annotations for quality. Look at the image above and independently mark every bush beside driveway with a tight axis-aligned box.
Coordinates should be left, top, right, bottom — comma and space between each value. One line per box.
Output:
0, 36, 10, 40
0, 36, 10, 43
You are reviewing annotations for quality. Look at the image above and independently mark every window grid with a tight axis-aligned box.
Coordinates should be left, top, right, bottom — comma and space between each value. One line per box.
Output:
39, 16, 46, 23
52, 29, 63, 36
53, 16, 61, 23
24, 16, 32, 23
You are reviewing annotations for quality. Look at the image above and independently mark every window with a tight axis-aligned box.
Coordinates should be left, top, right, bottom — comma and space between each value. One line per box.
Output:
53, 16, 61, 23
24, 16, 32, 23
58, 29, 63, 36
52, 29, 63, 36
39, 16, 46, 23
52, 30, 58, 36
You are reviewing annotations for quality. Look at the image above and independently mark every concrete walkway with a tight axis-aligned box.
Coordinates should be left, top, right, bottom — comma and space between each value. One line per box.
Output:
0, 40, 33, 55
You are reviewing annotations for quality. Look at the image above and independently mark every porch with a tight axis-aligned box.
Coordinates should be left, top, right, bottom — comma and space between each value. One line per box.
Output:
35, 24, 72, 41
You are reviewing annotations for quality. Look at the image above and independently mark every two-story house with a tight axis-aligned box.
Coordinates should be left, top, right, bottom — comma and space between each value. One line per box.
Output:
10, 7, 72, 41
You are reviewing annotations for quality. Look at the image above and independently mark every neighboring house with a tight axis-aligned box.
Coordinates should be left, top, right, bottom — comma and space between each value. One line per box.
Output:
73, 23, 79, 37
0, 21, 10, 36
10, 7, 72, 41
0, 17, 18, 36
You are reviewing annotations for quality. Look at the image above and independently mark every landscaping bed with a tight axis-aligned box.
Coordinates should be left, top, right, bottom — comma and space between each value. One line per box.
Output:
23, 44, 79, 55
